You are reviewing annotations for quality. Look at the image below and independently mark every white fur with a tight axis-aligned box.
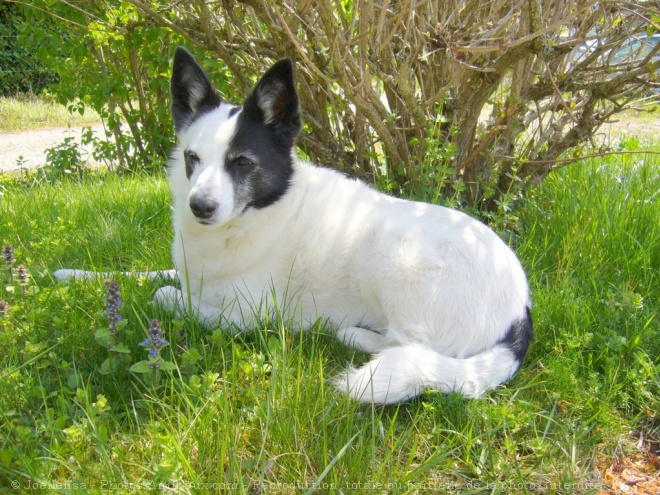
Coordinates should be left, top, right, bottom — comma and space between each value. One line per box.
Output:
256, 81, 284, 125
180, 105, 242, 225
54, 268, 177, 282
154, 105, 531, 404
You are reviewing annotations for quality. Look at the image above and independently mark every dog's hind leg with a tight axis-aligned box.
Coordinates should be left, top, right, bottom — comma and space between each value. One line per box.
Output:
337, 327, 387, 353
54, 269, 177, 282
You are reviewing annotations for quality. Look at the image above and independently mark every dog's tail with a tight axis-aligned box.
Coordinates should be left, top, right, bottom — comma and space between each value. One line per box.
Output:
334, 313, 533, 404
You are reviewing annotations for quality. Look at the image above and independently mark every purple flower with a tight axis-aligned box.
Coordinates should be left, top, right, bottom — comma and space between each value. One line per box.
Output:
4, 246, 14, 281
3, 246, 13, 266
105, 280, 123, 334
17, 264, 28, 295
0, 300, 7, 317
140, 319, 169, 358
17, 264, 27, 285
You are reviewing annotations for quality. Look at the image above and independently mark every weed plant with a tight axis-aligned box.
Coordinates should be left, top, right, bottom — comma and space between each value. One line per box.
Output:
0, 145, 658, 493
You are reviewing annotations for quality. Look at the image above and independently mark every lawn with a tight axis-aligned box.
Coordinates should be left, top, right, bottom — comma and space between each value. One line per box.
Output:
0, 95, 100, 133
0, 143, 658, 493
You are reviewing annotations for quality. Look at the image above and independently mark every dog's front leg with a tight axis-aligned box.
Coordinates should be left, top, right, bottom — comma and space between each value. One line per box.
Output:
152, 285, 231, 327
152, 285, 184, 313
152, 285, 206, 321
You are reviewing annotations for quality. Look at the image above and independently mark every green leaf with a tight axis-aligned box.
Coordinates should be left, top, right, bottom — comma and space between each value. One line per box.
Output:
98, 358, 114, 375
242, 362, 254, 376
97, 423, 108, 444
181, 347, 201, 368
67, 372, 79, 389
110, 343, 131, 354
129, 361, 152, 374
158, 361, 177, 371
0, 449, 14, 468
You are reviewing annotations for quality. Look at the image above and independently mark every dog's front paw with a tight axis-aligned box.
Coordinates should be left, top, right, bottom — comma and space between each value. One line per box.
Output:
337, 326, 387, 353
152, 285, 183, 312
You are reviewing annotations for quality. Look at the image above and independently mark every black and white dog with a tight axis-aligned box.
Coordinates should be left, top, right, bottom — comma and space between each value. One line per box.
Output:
57, 47, 533, 404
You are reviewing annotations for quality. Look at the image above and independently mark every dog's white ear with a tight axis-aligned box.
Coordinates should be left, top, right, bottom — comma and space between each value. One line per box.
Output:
245, 59, 301, 143
170, 47, 222, 131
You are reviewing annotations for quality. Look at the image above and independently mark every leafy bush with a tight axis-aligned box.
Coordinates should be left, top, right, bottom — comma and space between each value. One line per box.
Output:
0, 3, 57, 96
41, 137, 85, 181
15, 1, 660, 208
120, 0, 659, 210
16, 2, 193, 173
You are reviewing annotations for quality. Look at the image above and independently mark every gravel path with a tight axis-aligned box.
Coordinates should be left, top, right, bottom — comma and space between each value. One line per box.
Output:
1, 115, 658, 173
0, 125, 105, 172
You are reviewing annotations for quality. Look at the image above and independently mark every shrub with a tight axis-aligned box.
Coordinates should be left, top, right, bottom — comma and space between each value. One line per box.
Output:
0, 3, 57, 96
16, 1, 660, 207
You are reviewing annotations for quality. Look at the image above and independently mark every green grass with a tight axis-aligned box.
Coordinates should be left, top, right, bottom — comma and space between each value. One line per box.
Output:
0, 95, 101, 132
0, 148, 658, 494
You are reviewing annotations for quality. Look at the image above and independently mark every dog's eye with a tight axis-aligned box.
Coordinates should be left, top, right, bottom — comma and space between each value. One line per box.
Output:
233, 156, 255, 168
185, 150, 200, 163
184, 150, 200, 179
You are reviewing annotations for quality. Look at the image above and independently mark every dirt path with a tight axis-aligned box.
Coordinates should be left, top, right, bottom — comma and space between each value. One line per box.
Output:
0, 113, 658, 173
0, 124, 105, 172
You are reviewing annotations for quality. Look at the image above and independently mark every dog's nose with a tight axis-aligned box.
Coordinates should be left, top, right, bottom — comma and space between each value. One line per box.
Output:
189, 196, 218, 219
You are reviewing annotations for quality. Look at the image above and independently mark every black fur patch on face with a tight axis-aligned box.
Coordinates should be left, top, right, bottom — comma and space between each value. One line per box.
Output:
226, 109, 295, 210
222, 57, 301, 212
498, 306, 533, 366
184, 149, 200, 180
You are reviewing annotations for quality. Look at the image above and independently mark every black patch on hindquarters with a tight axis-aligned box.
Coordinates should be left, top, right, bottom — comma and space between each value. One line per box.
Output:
498, 306, 533, 366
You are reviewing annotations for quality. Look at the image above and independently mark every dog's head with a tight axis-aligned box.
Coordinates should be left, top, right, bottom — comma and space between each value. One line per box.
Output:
170, 47, 301, 226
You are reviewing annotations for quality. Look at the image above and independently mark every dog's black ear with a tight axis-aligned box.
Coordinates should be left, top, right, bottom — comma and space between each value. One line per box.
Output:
244, 59, 301, 143
170, 46, 222, 132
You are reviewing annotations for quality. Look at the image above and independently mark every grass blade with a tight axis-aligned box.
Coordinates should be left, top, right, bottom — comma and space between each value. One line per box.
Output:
304, 432, 360, 495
